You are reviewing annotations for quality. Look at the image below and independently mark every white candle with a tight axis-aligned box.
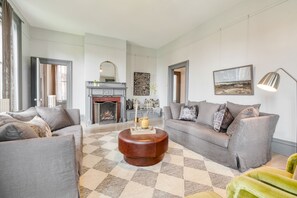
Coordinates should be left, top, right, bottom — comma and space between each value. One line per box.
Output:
135, 100, 138, 123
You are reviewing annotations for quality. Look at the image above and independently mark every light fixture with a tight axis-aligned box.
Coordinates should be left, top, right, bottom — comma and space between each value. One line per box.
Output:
257, 68, 297, 153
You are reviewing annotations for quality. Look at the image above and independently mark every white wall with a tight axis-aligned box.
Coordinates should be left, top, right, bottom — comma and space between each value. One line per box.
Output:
84, 33, 127, 82
29, 27, 85, 112
157, 0, 297, 143
126, 43, 157, 103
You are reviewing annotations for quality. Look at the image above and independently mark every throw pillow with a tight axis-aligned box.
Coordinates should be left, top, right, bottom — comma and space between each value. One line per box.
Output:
226, 107, 259, 136
170, 102, 184, 120
7, 107, 38, 121
196, 101, 221, 127
0, 122, 39, 141
179, 106, 197, 121
213, 109, 225, 132
227, 101, 261, 118
187, 100, 206, 114
26, 116, 52, 137
220, 108, 234, 132
35, 105, 72, 131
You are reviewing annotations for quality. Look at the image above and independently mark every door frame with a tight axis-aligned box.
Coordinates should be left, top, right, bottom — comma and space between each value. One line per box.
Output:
168, 60, 189, 105
31, 57, 73, 108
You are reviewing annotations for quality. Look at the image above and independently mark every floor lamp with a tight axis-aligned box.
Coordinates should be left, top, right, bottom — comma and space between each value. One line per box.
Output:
257, 68, 297, 153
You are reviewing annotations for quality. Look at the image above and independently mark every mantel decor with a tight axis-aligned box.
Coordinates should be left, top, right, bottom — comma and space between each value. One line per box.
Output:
213, 65, 254, 95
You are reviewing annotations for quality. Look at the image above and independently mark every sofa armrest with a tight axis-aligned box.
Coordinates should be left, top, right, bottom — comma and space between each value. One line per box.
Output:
227, 175, 296, 198
65, 109, 81, 125
0, 135, 79, 198
228, 114, 279, 171
286, 153, 297, 174
163, 106, 173, 120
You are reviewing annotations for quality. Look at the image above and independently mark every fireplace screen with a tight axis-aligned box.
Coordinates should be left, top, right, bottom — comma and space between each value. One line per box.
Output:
94, 102, 117, 124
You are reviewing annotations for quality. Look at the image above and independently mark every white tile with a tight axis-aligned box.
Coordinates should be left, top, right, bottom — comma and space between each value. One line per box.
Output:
110, 162, 137, 180
183, 149, 204, 160
204, 160, 234, 177
104, 150, 123, 162
83, 145, 98, 154
163, 154, 184, 166
83, 154, 103, 168
155, 173, 184, 197
168, 140, 184, 149
183, 167, 212, 186
120, 181, 154, 198
87, 191, 111, 198
101, 142, 118, 150
213, 187, 227, 198
80, 169, 108, 190
83, 137, 97, 144
99, 135, 115, 141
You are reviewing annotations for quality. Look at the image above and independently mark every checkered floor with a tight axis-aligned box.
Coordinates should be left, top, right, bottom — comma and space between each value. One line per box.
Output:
80, 130, 240, 198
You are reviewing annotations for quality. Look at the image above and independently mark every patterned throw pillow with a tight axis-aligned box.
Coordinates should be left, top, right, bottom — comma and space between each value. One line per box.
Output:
26, 116, 52, 137
213, 109, 225, 132
220, 108, 234, 132
227, 107, 259, 136
179, 106, 197, 121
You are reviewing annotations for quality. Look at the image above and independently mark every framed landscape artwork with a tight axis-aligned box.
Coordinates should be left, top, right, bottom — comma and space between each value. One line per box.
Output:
133, 72, 150, 96
213, 65, 254, 95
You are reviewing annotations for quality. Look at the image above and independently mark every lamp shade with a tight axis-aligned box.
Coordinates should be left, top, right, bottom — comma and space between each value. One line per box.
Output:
257, 72, 280, 92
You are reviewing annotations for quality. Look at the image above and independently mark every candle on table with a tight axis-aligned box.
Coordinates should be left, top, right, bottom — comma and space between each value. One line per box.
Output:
135, 100, 138, 123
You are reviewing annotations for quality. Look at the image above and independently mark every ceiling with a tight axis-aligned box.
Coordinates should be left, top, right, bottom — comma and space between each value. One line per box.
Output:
11, 0, 246, 49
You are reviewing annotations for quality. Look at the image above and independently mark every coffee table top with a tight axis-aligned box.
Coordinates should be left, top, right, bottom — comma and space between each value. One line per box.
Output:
118, 128, 168, 144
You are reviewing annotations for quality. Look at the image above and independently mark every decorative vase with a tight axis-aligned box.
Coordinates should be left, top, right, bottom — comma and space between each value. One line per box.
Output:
141, 117, 149, 129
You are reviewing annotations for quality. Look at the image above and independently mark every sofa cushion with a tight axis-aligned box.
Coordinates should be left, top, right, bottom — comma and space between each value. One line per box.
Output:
187, 100, 206, 114
165, 119, 229, 148
227, 107, 259, 136
0, 116, 39, 141
227, 101, 261, 118
26, 116, 52, 138
170, 102, 184, 120
197, 101, 221, 127
7, 107, 38, 121
179, 106, 197, 121
35, 106, 72, 131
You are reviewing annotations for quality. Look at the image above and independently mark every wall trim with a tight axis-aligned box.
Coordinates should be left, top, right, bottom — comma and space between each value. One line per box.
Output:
272, 138, 296, 156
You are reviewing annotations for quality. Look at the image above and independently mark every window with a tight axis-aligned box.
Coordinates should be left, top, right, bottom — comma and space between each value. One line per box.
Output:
0, 4, 22, 110
56, 65, 67, 102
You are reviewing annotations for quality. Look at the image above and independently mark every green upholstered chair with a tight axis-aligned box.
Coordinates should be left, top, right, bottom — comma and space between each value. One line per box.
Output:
227, 153, 297, 198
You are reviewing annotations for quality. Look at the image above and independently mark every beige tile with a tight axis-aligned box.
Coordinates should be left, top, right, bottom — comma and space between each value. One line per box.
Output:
213, 187, 227, 198
183, 149, 204, 160
183, 167, 212, 186
204, 160, 234, 177
87, 191, 111, 198
83, 137, 97, 144
163, 154, 184, 166
82, 154, 103, 168
169, 140, 184, 149
80, 169, 108, 190
110, 162, 138, 180
99, 135, 115, 141
265, 153, 287, 170
155, 173, 184, 197
120, 181, 154, 198
83, 145, 99, 154
101, 142, 118, 150
104, 150, 123, 162
140, 161, 162, 173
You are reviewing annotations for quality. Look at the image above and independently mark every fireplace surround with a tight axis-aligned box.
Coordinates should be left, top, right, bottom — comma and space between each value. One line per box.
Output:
85, 81, 126, 125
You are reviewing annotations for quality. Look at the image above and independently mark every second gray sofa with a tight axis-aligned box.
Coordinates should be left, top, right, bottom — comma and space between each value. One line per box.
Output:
164, 102, 279, 172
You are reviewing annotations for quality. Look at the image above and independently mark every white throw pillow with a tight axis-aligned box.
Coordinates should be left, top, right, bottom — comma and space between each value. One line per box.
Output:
26, 116, 52, 137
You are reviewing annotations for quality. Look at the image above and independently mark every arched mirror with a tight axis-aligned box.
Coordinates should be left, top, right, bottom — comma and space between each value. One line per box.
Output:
99, 61, 117, 82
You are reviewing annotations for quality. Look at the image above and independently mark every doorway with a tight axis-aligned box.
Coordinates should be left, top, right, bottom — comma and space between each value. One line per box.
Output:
168, 61, 189, 105
31, 57, 72, 108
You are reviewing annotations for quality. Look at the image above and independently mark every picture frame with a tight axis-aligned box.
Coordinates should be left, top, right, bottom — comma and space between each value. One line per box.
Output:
133, 72, 150, 96
213, 65, 254, 95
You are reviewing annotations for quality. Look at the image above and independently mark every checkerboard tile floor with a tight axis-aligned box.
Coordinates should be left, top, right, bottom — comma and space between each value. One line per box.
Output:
80, 131, 240, 198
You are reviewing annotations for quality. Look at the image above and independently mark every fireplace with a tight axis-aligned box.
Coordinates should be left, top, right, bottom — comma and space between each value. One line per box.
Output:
92, 96, 121, 124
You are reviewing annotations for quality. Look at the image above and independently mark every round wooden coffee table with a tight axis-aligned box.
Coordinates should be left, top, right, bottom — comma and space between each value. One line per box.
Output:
118, 128, 168, 166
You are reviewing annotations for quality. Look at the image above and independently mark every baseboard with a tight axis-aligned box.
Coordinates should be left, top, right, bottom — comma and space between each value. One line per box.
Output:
272, 138, 297, 156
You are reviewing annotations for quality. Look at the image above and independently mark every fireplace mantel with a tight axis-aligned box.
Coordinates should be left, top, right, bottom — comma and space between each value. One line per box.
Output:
85, 81, 127, 125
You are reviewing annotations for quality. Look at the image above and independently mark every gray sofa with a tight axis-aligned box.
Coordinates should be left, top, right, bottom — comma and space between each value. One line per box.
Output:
164, 105, 279, 172
0, 108, 82, 198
